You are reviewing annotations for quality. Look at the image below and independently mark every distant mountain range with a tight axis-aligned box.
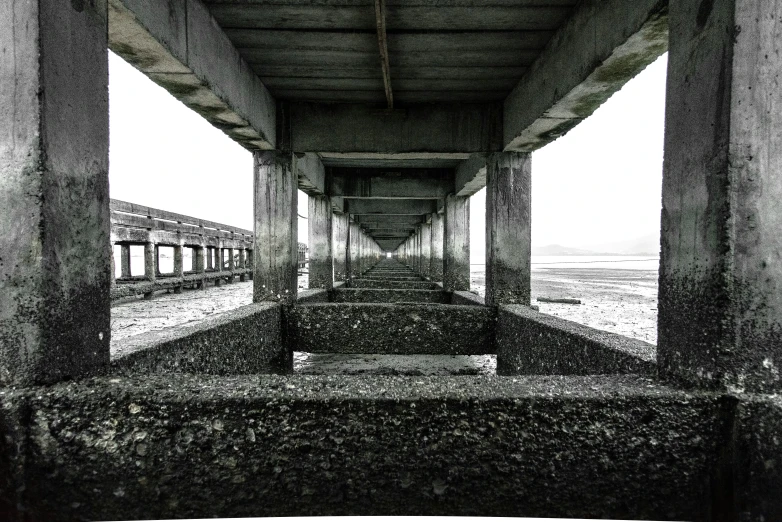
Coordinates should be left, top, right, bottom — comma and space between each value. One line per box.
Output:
532, 233, 659, 256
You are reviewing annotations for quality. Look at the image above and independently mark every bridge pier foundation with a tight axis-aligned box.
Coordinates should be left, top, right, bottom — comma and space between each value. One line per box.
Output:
430, 212, 444, 282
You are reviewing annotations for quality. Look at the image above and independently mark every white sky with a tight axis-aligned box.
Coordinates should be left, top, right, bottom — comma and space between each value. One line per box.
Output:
108, 52, 668, 256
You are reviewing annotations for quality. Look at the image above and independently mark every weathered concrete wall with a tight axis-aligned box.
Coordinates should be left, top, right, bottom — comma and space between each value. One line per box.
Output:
332, 288, 450, 304
111, 303, 286, 375
658, 0, 782, 393
289, 303, 494, 355
108, 0, 275, 150
496, 306, 656, 376
0, 0, 111, 385
0, 374, 727, 520
503, 0, 668, 151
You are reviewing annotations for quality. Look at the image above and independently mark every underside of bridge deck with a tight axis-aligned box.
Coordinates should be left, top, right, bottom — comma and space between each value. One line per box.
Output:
2, 0, 782, 519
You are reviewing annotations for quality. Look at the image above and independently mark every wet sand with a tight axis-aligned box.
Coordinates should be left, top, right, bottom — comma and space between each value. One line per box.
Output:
471, 265, 659, 345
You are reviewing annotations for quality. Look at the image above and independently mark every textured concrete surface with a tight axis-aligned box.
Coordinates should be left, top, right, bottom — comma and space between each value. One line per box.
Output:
658, 0, 782, 393
289, 303, 494, 355
296, 288, 329, 304
1, 0, 111, 386
349, 279, 439, 290
332, 288, 449, 304
111, 302, 286, 375
496, 305, 655, 376
0, 374, 728, 520
736, 395, 782, 520
451, 291, 485, 306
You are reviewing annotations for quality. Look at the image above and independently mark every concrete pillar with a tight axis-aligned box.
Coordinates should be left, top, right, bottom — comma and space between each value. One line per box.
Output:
658, 0, 782, 393
309, 195, 334, 289
238, 248, 247, 282
333, 213, 348, 282
485, 152, 531, 307
420, 223, 432, 280
0, 0, 110, 385
173, 244, 184, 294
444, 194, 470, 291
214, 248, 223, 287
120, 244, 132, 278
225, 247, 234, 283
431, 212, 444, 282
246, 249, 254, 281
144, 242, 157, 299
348, 222, 361, 279
194, 246, 206, 289
253, 151, 297, 303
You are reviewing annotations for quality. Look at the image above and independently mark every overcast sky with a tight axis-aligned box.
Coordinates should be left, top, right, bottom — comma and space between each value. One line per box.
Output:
108, 52, 668, 258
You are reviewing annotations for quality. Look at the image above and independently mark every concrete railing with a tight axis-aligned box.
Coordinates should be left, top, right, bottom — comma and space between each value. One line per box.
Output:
110, 199, 254, 299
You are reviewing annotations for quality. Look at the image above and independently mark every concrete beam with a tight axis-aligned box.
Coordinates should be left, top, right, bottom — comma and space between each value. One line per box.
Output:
108, 0, 275, 150
331, 169, 454, 199
503, 0, 668, 151
291, 103, 502, 154
455, 154, 488, 197
295, 153, 325, 196
346, 199, 438, 215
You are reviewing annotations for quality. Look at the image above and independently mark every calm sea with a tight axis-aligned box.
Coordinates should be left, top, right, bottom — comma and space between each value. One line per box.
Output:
472, 255, 660, 271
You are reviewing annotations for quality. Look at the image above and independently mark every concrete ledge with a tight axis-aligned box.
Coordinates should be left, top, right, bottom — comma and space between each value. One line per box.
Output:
297, 288, 330, 304
349, 279, 439, 290
0, 374, 723, 520
110, 303, 286, 375
289, 303, 494, 355
332, 288, 450, 304
496, 305, 656, 376
451, 291, 485, 306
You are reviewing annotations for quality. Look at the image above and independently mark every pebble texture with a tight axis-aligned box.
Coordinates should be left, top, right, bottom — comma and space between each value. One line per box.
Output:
111, 303, 286, 375
0, 374, 725, 520
496, 305, 655, 376
289, 303, 495, 355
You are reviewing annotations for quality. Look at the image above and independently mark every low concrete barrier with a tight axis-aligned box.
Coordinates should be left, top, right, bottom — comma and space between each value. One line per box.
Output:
496, 305, 655, 376
349, 279, 439, 290
289, 303, 495, 355
111, 303, 286, 375
332, 288, 450, 304
297, 288, 330, 304
0, 374, 725, 520
450, 290, 485, 306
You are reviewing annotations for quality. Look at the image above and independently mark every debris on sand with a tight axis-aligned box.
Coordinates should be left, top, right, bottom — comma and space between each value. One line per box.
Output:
537, 297, 582, 305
